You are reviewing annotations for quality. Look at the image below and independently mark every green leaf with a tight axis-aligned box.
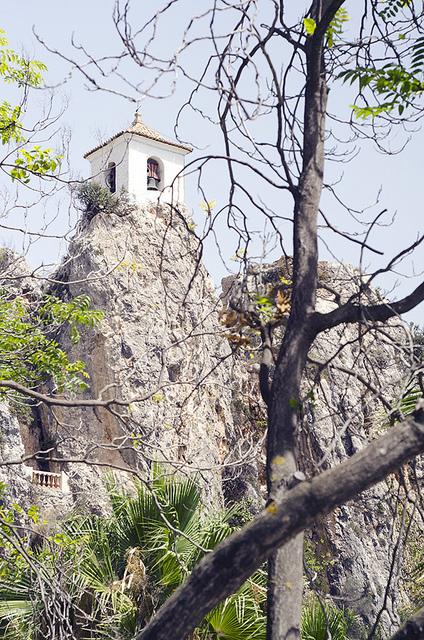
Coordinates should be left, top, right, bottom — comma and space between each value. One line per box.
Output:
0, 291, 102, 394
303, 18, 317, 36
0, 29, 61, 185
339, 35, 424, 119
326, 7, 349, 48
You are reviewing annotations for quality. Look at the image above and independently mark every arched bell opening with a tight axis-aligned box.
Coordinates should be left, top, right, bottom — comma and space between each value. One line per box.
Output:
147, 157, 162, 191
105, 162, 116, 193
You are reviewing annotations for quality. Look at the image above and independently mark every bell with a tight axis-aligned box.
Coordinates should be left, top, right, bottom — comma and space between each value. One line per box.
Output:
147, 176, 159, 190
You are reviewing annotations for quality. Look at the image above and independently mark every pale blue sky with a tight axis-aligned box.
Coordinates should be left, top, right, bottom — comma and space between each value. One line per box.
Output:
2, 1, 423, 324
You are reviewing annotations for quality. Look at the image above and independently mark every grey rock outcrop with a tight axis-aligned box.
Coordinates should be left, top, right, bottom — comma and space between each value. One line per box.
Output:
0, 403, 74, 524
222, 258, 415, 637
0, 249, 74, 518
0, 209, 420, 638
38, 202, 249, 509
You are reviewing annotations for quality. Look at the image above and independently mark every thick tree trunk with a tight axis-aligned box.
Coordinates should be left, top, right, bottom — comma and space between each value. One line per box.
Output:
267, 535, 304, 640
265, 12, 329, 638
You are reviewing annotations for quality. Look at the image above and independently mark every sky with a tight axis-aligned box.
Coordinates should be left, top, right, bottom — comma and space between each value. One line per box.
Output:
1, 0, 423, 324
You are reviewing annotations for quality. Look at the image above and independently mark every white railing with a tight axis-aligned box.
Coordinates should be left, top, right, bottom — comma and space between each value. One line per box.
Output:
31, 469, 62, 490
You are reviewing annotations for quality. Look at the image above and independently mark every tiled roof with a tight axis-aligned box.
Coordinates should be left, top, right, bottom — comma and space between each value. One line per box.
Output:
83, 113, 193, 158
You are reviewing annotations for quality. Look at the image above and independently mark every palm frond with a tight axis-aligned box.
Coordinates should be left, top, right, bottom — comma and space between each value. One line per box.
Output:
399, 385, 422, 416
205, 592, 266, 640
301, 599, 349, 640
0, 598, 32, 618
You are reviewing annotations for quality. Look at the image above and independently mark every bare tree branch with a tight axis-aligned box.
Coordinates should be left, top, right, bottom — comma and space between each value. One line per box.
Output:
0, 379, 171, 408
313, 281, 424, 334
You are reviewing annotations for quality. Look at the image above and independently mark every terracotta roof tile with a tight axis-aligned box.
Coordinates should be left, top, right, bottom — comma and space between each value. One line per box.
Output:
84, 113, 192, 158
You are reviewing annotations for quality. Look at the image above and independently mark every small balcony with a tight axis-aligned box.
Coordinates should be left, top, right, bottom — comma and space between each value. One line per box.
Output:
31, 469, 62, 490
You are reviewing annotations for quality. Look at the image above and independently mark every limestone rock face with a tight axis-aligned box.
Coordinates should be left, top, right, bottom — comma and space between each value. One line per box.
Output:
0, 403, 74, 524
299, 263, 411, 637
0, 212, 420, 637
0, 248, 37, 294
0, 249, 74, 518
41, 203, 244, 508
223, 258, 414, 637
304, 315, 406, 637
0, 404, 33, 505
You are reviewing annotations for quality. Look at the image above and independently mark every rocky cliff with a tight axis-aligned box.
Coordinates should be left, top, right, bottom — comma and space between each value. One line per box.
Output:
222, 258, 414, 636
36, 202, 253, 511
0, 204, 420, 637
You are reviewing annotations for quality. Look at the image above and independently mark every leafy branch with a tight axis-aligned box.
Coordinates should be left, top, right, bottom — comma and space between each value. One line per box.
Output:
0, 292, 103, 394
0, 27, 62, 182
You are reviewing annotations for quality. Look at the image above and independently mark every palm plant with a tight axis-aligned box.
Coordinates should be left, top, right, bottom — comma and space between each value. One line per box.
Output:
301, 598, 350, 640
0, 467, 265, 640
0, 539, 89, 640
0, 579, 33, 639
104, 468, 266, 638
411, 559, 424, 603
0, 471, 361, 640
398, 380, 423, 417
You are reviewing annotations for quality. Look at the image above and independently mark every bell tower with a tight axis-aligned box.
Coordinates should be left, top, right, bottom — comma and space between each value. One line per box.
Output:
84, 113, 192, 206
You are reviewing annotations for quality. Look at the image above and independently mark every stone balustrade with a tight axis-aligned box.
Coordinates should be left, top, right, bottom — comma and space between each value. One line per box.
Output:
31, 469, 62, 490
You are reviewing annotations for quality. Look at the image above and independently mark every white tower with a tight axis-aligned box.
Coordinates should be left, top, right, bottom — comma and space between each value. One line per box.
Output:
84, 113, 192, 205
